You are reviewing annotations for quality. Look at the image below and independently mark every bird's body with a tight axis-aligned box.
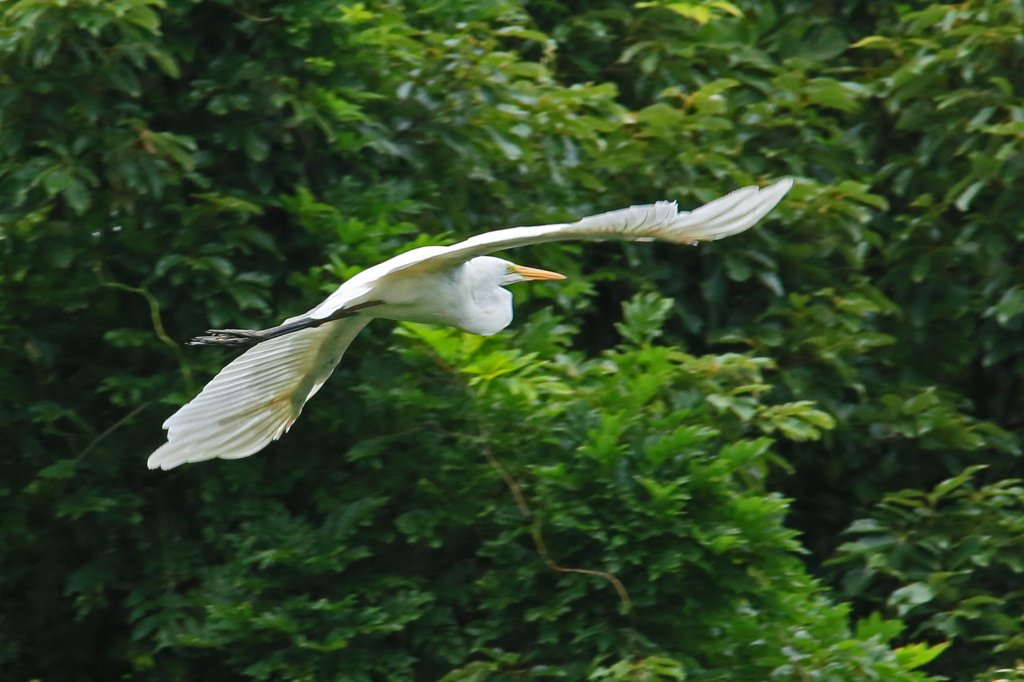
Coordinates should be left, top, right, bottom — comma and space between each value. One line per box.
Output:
346, 255, 515, 335
148, 179, 794, 470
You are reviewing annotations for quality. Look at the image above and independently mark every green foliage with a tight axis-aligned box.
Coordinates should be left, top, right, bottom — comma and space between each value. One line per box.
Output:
124, 298, 929, 680
1, 0, 1021, 680
832, 466, 1024, 676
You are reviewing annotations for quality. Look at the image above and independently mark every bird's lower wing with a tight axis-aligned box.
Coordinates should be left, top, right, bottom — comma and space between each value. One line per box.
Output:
388, 179, 793, 274
147, 316, 370, 470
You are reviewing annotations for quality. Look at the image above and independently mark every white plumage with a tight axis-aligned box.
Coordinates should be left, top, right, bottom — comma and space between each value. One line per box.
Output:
148, 179, 793, 470
149, 318, 369, 469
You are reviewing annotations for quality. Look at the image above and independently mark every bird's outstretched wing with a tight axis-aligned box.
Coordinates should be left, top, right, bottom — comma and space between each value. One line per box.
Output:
147, 317, 369, 470
308, 179, 792, 320
431, 178, 794, 263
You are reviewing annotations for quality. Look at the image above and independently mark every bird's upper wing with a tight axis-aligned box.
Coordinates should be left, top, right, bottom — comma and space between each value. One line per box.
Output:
147, 317, 370, 470
407, 178, 791, 269
308, 179, 792, 320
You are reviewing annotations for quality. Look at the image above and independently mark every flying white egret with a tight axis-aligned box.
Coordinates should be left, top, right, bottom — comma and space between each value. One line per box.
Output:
147, 179, 793, 470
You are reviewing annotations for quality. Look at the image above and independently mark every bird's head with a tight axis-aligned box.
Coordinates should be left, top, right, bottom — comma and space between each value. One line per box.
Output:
484, 257, 566, 287
456, 257, 566, 336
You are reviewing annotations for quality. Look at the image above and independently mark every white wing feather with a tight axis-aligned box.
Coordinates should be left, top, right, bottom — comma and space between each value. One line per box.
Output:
440, 178, 793, 258
147, 317, 369, 470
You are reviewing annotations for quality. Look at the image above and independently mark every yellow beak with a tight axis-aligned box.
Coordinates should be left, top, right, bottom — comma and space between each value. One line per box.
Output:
510, 265, 566, 281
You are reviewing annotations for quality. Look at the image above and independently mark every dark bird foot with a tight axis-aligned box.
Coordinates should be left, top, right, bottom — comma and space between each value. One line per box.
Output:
187, 328, 266, 347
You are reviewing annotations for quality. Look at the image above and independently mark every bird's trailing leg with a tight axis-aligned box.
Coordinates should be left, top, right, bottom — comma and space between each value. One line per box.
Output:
188, 300, 383, 348
188, 328, 268, 347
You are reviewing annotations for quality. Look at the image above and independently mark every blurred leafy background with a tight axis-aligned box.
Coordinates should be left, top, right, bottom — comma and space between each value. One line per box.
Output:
2, 0, 1022, 679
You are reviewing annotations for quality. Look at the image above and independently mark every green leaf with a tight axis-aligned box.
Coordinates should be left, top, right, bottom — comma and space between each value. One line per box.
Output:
930, 465, 986, 499
36, 458, 78, 480
955, 179, 985, 212
990, 286, 1024, 325
855, 612, 905, 643
888, 583, 935, 616
64, 178, 91, 214
616, 292, 674, 345
803, 78, 865, 112
193, 193, 264, 214
893, 641, 950, 670
244, 131, 270, 162
850, 35, 898, 51
42, 168, 73, 194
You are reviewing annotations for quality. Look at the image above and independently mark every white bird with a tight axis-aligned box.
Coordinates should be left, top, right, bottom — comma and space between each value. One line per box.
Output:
148, 179, 793, 470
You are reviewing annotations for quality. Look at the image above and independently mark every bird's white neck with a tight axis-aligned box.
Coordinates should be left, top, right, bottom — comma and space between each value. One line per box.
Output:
458, 259, 514, 335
